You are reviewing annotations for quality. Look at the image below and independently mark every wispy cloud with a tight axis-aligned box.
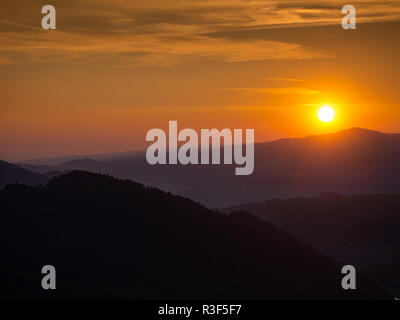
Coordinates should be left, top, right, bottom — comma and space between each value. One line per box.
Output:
0, 0, 399, 66
0, 57, 16, 65
0, 29, 329, 66
226, 87, 320, 95
267, 77, 305, 83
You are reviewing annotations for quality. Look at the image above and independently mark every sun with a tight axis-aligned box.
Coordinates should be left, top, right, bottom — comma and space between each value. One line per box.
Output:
318, 106, 335, 122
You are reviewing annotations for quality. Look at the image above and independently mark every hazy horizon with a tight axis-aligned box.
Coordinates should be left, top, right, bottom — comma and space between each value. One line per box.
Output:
6, 125, 399, 164
1, 0, 400, 160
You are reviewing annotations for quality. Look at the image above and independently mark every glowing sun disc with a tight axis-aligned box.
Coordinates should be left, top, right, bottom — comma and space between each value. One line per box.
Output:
318, 106, 335, 122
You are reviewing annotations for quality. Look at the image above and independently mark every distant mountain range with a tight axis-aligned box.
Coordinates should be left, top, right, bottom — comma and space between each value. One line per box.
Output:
224, 193, 400, 297
0, 160, 47, 189
0, 171, 388, 299
19, 150, 143, 166
13, 127, 400, 208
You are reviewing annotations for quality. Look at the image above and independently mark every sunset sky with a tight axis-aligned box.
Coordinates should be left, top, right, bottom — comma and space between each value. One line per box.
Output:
1, 0, 400, 161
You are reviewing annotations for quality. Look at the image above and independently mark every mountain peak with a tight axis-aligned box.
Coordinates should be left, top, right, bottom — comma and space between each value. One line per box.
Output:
300, 127, 400, 144
337, 127, 388, 136
61, 158, 99, 167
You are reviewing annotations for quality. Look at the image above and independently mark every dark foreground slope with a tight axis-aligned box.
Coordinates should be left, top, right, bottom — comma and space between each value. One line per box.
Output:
225, 193, 400, 297
0, 160, 47, 189
0, 172, 388, 300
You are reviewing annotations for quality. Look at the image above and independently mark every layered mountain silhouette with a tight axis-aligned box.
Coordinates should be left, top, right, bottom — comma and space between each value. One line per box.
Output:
225, 193, 400, 297
0, 171, 389, 299
18, 127, 400, 208
0, 160, 47, 189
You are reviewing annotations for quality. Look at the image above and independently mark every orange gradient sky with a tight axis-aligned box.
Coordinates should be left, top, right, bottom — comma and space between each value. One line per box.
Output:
1, 0, 400, 161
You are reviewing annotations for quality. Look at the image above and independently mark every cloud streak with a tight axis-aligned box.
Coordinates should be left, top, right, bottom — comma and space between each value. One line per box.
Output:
0, 0, 399, 66
226, 87, 320, 96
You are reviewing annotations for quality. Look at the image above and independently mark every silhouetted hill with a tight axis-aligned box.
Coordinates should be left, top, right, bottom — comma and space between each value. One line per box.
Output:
21, 150, 142, 166
18, 159, 101, 173
17, 127, 400, 208
42, 170, 72, 180
0, 171, 388, 299
0, 160, 47, 189
224, 193, 400, 297
60, 158, 100, 169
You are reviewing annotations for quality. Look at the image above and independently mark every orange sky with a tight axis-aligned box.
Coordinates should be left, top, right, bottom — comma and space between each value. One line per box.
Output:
1, 0, 400, 161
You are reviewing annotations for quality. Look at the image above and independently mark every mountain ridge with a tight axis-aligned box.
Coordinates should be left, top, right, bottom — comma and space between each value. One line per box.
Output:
224, 193, 400, 297
18, 127, 400, 165
5, 127, 400, 207
12, 127, 400, 207
0, 160, 47, 189
0, 171, 389, 299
